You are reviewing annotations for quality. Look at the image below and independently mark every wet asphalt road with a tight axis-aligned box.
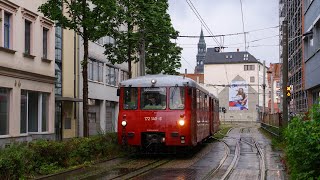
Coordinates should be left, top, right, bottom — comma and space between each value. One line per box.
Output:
133, 125, 286, 180
44, 123, 287, 180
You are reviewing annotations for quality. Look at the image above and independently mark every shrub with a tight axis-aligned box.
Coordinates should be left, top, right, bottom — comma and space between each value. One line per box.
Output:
0, 133, 123, 178
284, 103, 320, 179
29, 140, 68, 174
0, 144, 33, 179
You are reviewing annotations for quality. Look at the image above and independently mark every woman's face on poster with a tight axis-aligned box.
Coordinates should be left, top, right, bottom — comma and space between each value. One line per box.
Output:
238, 88, 244, 93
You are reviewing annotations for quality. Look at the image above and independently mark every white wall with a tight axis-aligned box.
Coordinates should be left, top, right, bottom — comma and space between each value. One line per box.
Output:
78, 37, 128, 136
204, 62, 269, 122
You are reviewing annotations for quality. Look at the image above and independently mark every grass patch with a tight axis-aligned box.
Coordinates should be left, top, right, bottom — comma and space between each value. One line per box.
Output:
259, 127, 285, 151
213, 125, 233, 140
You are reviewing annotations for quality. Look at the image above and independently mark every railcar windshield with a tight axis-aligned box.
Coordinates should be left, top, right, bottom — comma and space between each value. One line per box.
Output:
141, 87, 166, 110
123, 88, 138, 110
169, 87, 185, 110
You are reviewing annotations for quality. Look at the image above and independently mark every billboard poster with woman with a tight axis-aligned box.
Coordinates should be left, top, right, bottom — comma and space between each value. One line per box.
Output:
229, 81, 248, 110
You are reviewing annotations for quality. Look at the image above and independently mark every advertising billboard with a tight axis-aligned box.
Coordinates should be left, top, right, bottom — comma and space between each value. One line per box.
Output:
229, 81, 248, 110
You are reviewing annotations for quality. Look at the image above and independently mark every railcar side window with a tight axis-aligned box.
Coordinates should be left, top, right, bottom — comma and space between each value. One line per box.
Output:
123, 88, 138, 110
141, 87, 166, 110
169, 87, 185, 110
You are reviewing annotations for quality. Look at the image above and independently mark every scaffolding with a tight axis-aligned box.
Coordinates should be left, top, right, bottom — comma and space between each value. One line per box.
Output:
279, 0, 307, 113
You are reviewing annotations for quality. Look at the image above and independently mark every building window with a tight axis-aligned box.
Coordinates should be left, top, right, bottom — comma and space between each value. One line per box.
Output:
230, 55, 233, 59
244, 65, 255, 71
4, 12, 11, 49
106, 66, 119, 86
226, 55, 229, 59
309, 35, 313, 47
25, 20, 31, 54
276, 90, 280, 97
121, 71, 129, 82
95, 36, 114, 46
43, 28, 48, 58
0, 87, 10, 135
55, 25, 63, 96
55, 64, 62, 96
243, 53, 249, 60
21, 90, 28, 134
88, 112, 96, 123
28, 91, 39, 132
25, 91, 49, 133
88, 60, 93, 80
64, 118, 71, 129
55, 26, 62, 62
88, 59, 104, 82
250, 76, 255, 82
276, 81, 280, 88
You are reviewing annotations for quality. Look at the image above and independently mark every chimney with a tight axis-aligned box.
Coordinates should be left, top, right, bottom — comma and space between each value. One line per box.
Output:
237, 48, 239, 52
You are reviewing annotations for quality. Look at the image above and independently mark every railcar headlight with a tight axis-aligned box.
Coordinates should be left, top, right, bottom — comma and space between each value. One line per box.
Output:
178, 119, 185, 126
121, 120, 127, 127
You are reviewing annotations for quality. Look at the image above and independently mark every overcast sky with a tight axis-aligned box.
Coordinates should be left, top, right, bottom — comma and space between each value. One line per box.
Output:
168, 0, 279, 73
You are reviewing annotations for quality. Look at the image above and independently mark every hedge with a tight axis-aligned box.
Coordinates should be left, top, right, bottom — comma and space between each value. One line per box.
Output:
0, 133, 123, 179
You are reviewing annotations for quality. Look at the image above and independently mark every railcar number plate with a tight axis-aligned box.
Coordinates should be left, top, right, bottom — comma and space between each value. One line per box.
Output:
144, 117, 162, 121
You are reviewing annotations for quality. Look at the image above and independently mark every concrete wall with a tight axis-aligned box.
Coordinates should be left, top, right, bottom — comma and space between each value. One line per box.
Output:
78, 37, 128, 136
304, 0, 320, 90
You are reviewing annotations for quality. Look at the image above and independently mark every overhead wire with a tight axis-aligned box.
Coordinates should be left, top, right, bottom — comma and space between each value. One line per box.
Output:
185, 0, 221, 47
185, 0, 230, 86
178, 25, 279, 38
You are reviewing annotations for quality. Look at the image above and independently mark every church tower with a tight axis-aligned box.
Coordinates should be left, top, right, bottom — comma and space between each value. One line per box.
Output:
195, 28, 206, 73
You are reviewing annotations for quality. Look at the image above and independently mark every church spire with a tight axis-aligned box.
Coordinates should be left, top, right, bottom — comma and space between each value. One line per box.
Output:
199, 28, 205, 43
195, 28, 206, 74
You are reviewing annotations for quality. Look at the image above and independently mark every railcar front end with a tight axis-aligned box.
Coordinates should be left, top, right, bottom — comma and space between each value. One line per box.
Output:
118, 85, 193, 149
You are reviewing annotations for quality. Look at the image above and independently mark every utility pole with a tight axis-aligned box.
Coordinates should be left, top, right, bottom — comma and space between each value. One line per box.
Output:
263, 60, 266, 115
270, 72, 274, 114
282, 20, 288, 127
139, 31, 146, 76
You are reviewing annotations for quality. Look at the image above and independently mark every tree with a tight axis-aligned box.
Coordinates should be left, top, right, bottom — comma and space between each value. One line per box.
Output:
142, 0, 182, 74
103, 0, 140, 78
104, 0, 182, 76
39, 0, 119, 137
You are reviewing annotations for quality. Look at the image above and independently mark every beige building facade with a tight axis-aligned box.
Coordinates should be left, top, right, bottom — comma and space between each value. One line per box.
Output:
0, 0, 55, 146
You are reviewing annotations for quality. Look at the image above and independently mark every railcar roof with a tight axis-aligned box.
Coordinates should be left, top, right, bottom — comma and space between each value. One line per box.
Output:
120, 75, 195, 87
120, 75, 218, 99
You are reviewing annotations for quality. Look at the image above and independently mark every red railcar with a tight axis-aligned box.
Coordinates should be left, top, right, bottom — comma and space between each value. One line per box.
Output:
117, 75, 219, 150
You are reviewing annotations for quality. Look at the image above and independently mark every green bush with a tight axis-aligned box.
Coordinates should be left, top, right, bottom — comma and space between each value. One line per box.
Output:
0, 133, 123, 178
284, 103, 320, 179
29, 140, 68, 174
0, 144, 33, 179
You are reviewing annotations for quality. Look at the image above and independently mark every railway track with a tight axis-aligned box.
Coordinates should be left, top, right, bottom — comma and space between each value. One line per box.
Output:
76, 158, 172, 180
204, 127, 265, 180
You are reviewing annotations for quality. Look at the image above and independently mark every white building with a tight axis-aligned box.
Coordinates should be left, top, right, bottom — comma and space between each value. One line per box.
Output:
78, 36, 129, 136
204, 48, 268, 122
0, 0, 55, 146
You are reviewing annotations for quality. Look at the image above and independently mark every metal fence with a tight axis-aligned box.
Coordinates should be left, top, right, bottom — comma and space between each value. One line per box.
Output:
260, 113, 282, 136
